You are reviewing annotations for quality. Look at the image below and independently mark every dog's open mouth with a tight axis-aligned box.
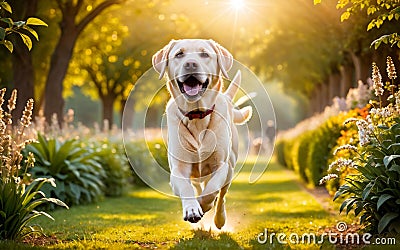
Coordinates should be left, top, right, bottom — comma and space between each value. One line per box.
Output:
177, 75, 209, 97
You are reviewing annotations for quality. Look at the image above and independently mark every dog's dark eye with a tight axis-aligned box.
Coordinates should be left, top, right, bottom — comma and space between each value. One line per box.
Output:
175, 51, 184, 58
200, 52, 209, 58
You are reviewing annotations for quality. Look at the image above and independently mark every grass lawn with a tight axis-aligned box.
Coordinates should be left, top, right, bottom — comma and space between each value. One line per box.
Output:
2, 158, 362, 249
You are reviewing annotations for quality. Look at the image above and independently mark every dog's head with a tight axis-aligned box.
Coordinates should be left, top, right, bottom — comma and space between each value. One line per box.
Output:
152, 39, 233, 104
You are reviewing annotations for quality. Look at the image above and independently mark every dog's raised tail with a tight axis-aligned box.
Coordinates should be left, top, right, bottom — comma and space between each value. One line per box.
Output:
225, 70, 241, 100
233, 106, 252, 125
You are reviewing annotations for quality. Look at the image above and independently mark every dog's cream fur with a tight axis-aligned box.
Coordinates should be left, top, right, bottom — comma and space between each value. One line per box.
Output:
152, 39, 252, 229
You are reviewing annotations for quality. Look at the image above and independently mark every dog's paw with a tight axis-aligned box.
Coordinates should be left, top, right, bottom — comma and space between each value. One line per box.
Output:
183, 201, 203, 223
214, 208, 226, 229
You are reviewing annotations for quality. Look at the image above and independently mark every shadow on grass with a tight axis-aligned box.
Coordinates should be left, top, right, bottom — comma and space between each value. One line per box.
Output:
171, 229, 243, 250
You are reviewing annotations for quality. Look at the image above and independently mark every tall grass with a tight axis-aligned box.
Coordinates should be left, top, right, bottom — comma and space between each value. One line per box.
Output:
0, 88, 68, 241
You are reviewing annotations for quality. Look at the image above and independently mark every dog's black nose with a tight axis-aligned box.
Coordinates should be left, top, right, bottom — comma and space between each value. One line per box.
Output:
184, 60, 198, 70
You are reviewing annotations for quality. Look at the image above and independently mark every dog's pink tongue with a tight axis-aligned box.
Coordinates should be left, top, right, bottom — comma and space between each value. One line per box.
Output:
183, 84, 201, 96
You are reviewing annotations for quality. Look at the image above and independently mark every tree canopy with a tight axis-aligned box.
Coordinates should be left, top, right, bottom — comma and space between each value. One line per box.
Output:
1, 0, 399, 127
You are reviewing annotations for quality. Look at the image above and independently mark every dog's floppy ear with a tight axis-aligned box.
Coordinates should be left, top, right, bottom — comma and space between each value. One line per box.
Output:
152, 40, 176, 80
209, 39, 233, 79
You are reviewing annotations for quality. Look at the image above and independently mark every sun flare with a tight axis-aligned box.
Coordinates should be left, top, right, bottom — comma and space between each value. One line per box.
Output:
231, 0, 245, 10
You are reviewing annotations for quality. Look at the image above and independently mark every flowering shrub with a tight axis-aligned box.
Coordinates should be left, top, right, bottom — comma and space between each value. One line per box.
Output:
321, 56, 400, 234
276, 73, 374, 187
324, 107, 369, 194
279, 112, 356, 187
0, 89, 67, 240
278, 79, 373, 142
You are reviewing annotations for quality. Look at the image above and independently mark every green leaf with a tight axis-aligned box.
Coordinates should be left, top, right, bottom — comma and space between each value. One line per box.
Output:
377, 194, 393, 210
378, 212, 398, 233
354, 201, 363, 216
362, 182, 374, 201
18, 32, 32, 51
367, 21, 375, 31
26, 17, 48, 27
341, 11, 351, 22
69, 183, 82, 201
345, 198, 357, 215
388, 143, 400, 154
389, 164, 400, 174
0, 27, 5, 40
383, 155, 400, 168
0, 1, 12, 13
22, 26, 38, 41
1, 17, 14, 28
3, 40, 13, 52
45, 198, 68, 208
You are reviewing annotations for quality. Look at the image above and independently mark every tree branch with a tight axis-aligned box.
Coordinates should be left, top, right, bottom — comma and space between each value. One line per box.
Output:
84, 66, 104, 98
55, 0, 65, 14
73, 0, 84, 17
76, 0, 125, 35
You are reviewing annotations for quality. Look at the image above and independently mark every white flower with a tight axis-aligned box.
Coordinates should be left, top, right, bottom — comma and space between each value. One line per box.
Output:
372, 62, 384, 97
395, 91, 400, 113
343, 118, 358, 126
345, 81, 372, 109
328, 158, 354, 171
319, 174, 338, 185
356, 119, 373, 146
370, 107, 394, 118
333, 145, 358, 156
387, 56, 397, 80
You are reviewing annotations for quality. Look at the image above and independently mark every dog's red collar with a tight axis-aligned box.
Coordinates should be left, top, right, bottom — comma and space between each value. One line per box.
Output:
179, 104, 215, 120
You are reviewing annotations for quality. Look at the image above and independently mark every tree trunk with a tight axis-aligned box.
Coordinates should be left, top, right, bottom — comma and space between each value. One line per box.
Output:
339, 64, 354, 97
328, 73, 341, 102
43, 24, 78, 125
102, 95, 116, 129
121, 98, 135, 130
314, 84, 322, 113
350, 51, 372, 83
11, 41, 34, 122
10, 0, 38, 123
42, 0, 122, 126
309, 86, 319, 115
320, 82, 329, 109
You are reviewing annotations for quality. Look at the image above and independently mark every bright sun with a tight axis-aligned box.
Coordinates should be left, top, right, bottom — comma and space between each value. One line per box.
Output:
231, 0, 245, 10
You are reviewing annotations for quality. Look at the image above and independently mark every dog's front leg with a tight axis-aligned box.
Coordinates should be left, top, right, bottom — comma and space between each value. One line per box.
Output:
198, 161, 230, 212
170, 161, 203, 223
198, 162, 233, 229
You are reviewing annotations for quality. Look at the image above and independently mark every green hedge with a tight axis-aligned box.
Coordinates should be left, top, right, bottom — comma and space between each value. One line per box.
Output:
275, 140, 286, 167
125, 139, 169, 187
92, 139, 131, 197
277, 116, 342, 187
283, 139, 295, 170
293, 132, 312, 183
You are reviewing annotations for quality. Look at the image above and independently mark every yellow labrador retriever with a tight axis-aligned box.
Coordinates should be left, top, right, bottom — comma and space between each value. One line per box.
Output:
152, 39, 252, 229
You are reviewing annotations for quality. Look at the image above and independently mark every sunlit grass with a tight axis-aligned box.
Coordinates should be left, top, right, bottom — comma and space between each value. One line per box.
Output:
1, 159, 356, 249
